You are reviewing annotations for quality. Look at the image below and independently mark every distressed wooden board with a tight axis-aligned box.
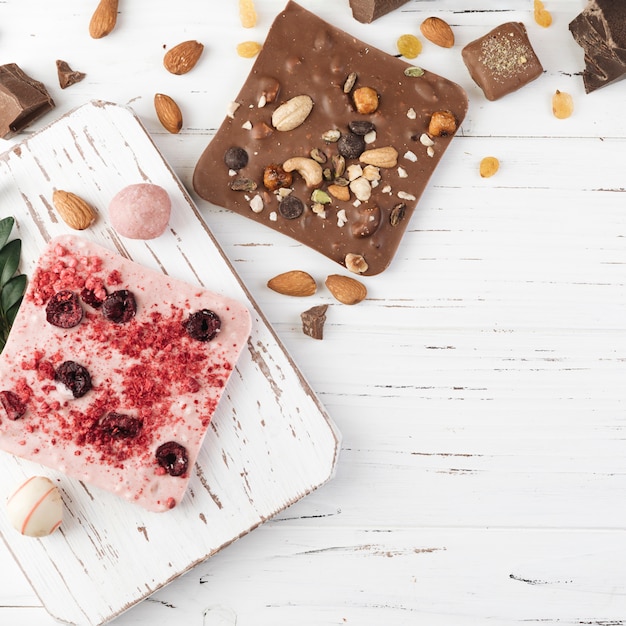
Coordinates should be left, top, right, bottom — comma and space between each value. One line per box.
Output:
0, 100, 340, 626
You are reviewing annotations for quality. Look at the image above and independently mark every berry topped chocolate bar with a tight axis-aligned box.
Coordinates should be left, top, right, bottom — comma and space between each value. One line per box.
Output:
193, 1, 468, 276
0, 235, 251, 512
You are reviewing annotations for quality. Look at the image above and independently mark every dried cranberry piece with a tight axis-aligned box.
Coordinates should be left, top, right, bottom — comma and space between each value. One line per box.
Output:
55, 360, 92, 398
45, 290, 83, 328
337, 132, 365, 159
278, 195, 305, 219
80, 286, 107, 309
102, 289, 137, 323
0, 390, 26, 420
183, 309, 221, 342
224, 146, 249, 171
156, 441, 188, 477
99, 412, 142, 438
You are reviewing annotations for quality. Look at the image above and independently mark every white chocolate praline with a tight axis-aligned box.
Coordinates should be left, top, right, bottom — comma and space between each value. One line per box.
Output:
6, 476, 63, 537
108, 183, 171, 240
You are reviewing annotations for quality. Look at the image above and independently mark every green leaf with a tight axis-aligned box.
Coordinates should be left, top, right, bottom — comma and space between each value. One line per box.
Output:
0, 238, 21, 287
1, 273, 27, 313
6, 296, 23, 326
0, 217, 14, 250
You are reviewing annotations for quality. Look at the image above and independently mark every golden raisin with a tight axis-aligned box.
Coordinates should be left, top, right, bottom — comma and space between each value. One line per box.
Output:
236, 41, 262, 58
396, 34, 422, 59
239, 0, 257, 28
534, 0, 552, 27
479, 156, 500, 178
552, 90, 574, 119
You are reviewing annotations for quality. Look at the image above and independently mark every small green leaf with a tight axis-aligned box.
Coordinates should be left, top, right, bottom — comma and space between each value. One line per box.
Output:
1, 273, 27, 313
0, 238, 21, 287
0, 217, 14, 250
6, 297, 23, 326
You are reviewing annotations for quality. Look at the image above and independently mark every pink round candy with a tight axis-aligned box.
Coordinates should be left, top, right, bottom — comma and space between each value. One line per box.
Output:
109, 183, 171, 239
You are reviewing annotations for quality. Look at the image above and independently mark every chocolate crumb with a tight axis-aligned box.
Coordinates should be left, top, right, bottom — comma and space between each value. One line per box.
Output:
56, 60, 86, 89
301, 304, 328, 340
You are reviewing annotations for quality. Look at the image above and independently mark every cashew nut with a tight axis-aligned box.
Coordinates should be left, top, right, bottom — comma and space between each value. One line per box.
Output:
282, 157, 323, 187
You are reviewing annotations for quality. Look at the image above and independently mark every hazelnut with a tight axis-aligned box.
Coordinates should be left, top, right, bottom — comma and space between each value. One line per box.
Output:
345, 252, 369, 274
353, 87, 379, 114
263, 164, 293, 191
428, 110, 458, 137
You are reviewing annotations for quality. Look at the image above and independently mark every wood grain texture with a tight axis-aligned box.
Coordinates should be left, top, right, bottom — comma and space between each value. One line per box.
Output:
1, 0, 626, 624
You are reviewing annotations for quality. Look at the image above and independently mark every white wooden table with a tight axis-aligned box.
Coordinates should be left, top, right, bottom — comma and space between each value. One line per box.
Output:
2, 0, 626, 624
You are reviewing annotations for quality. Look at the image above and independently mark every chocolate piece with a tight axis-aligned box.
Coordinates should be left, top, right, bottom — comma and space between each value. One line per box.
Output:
461, 22, 543, 101
56, 60, 86, 89
348, 0, 410, 23
301, 304, 328, 340
0, 63, 55, 139
569, 0, 626, 93
193, 1, 467, 276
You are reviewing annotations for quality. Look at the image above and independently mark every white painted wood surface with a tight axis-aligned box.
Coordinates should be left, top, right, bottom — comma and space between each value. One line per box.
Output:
1, 0, 626, 624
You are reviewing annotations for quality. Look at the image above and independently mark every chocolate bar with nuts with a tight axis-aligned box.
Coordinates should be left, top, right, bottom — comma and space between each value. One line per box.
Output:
348, 0, 410, 23
569, 0, 626, 93
193, 1, 467, 276
0, 63, 55, 139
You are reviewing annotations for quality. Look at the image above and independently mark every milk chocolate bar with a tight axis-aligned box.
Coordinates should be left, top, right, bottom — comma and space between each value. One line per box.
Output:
193, 1, 467, 276
0, 63, 55, 139
461, 22, 543, 101
569, 0, 626, 93
348, 0, 410, 23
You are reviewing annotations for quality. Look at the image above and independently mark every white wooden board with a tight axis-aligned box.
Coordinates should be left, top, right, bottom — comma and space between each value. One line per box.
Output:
0, 100, 340, 626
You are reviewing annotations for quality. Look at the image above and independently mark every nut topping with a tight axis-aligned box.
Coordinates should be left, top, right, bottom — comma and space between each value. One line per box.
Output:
420, 17, 455, 48
282, 157, 323, 187
428, 110, 458, 136
271, 95, 314, 131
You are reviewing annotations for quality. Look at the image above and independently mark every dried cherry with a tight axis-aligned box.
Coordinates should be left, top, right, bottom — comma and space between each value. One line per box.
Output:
45, 290, 83, 328
99, 412, 142, 438
102, 290, 137, 323
55, 360, 92, 398
80, 286, 107, 309
156, 441, 188, 477
0, 390, 26, 420
183, 309, 221, 342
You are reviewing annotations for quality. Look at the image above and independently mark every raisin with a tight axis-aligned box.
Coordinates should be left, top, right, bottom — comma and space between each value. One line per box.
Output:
80, 286, 107, 309
396, 34, 422, 59
46, 290, 83, 328
348, 120, 375, 136
183, 309, 221, 342
278, 195, 305, 219
479, 156, 500, 178
337, 133, 365, 160
224, 146, 249, 171
156, 441, 188, 477
99, 412, 142, 438
102, 290, 137, 323
552, 90, 573, 119
0, 390, 26, 420
55, 361, 92, 398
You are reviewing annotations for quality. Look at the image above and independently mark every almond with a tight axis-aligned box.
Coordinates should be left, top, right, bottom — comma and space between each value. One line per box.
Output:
325, 274, 367, 305
420, 17, 455, 48
52, 190, 97, 230
163, 40, 204, 75
154, 93, 183, 134
267, 270, 317, 297
89, 0, 119, 39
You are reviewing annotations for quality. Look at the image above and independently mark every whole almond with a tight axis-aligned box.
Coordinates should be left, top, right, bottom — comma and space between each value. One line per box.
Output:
359, 146, 398, 168
267, 270, 317, 297
52, 190, 97, 230
89, 0, 119, 39
154, 93, 183, 134
325, 274, 367, 305
420, 17, 455, 48
271, 95, 314, 132
163, 40, 204, 75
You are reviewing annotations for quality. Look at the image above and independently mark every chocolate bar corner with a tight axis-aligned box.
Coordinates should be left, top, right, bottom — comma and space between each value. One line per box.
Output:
348, 0, 410, 23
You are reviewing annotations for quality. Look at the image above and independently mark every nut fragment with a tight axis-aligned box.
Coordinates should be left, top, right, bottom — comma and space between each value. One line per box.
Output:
325, 274, 367, 305
345, 253, 369, 274
163, 40, 204, 75
271, 95, 314, 131
420, 17, 455, 48
359, 146, 398, 168
352, 87, 379, 114
328, 184, 350, 202
267, 270, 317, 297
282, 157, 323, 187
343, 72, 358, 94
154, 93, 183, 134
89, 0, 118, 39
52, 190, 97, 230
428, 110, 458, 137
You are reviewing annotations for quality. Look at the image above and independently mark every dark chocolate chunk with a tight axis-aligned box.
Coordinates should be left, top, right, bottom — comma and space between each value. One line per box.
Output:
461, 22, 543, 101
0, 63, 55, 139
301, 304, 328, 340
56, 60, 86, 89
569, 0, 626, 93
348, 0, 410, 23
193, 1, 467, 276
